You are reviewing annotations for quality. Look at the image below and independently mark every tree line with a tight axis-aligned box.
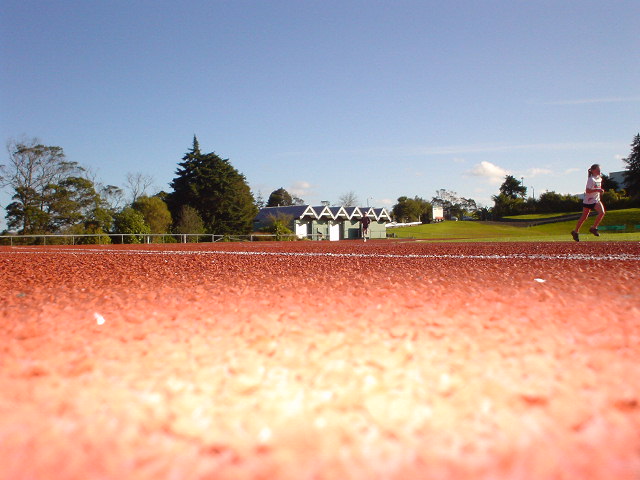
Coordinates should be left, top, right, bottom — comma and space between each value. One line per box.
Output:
391, 133, 640, 222
3, 133, 639, 236
0, 136, 258, 242
492, 134, 640, 218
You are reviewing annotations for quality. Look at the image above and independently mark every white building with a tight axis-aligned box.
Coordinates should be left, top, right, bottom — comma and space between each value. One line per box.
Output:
608, 171, 628, 189
254, 205, 391, 241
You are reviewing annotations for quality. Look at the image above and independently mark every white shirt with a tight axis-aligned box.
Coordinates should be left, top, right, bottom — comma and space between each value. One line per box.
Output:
583, 175, 602, 204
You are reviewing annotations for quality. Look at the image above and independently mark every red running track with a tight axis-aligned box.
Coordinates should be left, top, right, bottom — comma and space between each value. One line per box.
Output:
1, 240, 639, 479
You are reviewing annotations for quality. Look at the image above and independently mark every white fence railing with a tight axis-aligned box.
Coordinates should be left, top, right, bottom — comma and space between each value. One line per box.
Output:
0, 232, 342, 246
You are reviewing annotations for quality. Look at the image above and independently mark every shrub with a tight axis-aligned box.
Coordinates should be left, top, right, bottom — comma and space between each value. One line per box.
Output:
262, 214, 294, 240
113, 208, 150, 243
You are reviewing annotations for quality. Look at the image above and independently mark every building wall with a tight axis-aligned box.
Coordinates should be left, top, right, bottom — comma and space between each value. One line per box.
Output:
255, 206, 390, 240
294, 220, 309, 239
369, 221, 387, 239
343, 219, 361, 239
311, 220, 329, 240
609, 171, 628, 189
339, 219, 387, 239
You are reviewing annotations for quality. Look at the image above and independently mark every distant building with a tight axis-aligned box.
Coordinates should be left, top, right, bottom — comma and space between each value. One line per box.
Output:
432, 206, 444, 222
254, 205, 391, 241
608, 171, 628, 189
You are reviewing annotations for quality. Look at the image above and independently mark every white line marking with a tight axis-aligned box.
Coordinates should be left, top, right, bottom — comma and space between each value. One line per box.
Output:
2, 248, 639, 261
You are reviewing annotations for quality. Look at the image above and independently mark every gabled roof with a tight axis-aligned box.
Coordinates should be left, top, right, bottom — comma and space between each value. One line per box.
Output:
373, 208, 392, 221
343, 206, 363, 219
254, 205, 317, 223
310, 205, 332, 218
255, 205, 392, 223
327, 206, 349, 219
359, 207, 376, 217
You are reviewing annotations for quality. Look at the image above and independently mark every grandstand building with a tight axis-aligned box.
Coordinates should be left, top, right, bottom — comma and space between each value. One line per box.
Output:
254, 205, 391, 241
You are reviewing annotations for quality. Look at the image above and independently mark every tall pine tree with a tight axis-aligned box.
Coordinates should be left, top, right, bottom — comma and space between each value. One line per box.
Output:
167, 137, 257, 235
622, 133, 640, 198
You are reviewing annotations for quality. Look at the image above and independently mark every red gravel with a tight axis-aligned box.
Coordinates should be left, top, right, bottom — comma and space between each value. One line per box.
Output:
1, 240, 639, 480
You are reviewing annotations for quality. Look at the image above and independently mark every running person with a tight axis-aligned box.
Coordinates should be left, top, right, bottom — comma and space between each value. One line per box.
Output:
571, 164, 606, 242
360, 215, 371, 242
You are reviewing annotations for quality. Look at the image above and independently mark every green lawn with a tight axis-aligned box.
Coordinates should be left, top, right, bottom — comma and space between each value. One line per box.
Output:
502, 211, 581, 220
390, 208, 640, 242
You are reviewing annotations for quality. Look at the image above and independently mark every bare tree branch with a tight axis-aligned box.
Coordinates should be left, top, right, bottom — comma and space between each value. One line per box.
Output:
125, 172, 155, 203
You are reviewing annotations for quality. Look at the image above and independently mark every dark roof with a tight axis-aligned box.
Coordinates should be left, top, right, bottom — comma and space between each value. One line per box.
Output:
254, 205, 391, 223
254, 205, 314, 223
343, 206, 362, 218
328, 206, 348, 217
373, 208, 391, 220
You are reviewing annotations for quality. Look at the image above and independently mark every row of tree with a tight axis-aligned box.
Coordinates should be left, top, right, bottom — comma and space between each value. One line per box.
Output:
0, 136, 258, 241
492, 134, 640, 217
391, 190, 484, 223
390, 134, 640, 222
3, 133, 639, 236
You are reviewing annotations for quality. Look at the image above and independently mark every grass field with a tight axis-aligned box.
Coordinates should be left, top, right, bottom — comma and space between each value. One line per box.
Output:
502, 211, 581, 219
391, 208, 640, 242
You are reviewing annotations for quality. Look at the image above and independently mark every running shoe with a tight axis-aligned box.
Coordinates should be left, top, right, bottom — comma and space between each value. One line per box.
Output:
571, 231, 579, 242
589, 227, 600, 237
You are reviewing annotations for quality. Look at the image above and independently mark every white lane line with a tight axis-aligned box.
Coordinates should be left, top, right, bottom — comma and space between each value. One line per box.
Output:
2, 248, 639, 261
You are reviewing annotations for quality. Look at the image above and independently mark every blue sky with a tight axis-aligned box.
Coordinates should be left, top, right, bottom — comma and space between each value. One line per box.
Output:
1, 0, 639, 228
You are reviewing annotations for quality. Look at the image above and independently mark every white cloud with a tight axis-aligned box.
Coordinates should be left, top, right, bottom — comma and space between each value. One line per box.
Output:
290, 180, 313, 197
524, 167, 553, 177
466, 161, 509, 184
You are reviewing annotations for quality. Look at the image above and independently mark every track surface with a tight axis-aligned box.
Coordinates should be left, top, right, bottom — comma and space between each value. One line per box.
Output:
1, 240, 639, 480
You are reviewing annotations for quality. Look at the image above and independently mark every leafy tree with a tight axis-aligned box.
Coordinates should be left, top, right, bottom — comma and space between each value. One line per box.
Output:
536, 191, 581, 213
65, 219, 112, 244
492, 176, 527, 218
432, 189, 477, 219
601, 189, 634, 210
132, 195, 172, 234
166, 136, 203, 214
267, 188, 294, 207
1, 138, 81, 233
432, 189, 460, 207
99, 184, 126, 212
113, 207, 150, 243
83, 205, 114, 237
477, 206, 492, 221
491, 193, 525, 218
623, 133, 640, 197
262, 213, 294, 240
498, 175, 527, 199
173, 205, 205, 235
5, 187, 44, 233
5, 175, 104, 233
292, 195, 305, 206
255, 191, 266, 209
392, 196, 431, 223
47, 176, 101, 231
601, 174, 619, 192
167, 137, 258, 235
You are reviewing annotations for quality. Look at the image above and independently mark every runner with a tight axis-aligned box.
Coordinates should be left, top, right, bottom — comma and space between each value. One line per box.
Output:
571, 164, 606, 242
360, 215, 371, 242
